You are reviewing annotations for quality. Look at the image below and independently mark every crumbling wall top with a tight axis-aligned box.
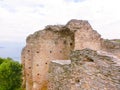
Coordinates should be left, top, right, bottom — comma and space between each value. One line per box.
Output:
65, 19, 93, 31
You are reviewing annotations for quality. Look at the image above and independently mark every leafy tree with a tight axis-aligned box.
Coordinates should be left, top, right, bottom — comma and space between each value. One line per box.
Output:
0, 58, 22, 90
0, 57, 4, 65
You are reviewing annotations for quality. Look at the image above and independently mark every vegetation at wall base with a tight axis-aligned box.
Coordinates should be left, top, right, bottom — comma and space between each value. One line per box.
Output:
0, 57, 22, 90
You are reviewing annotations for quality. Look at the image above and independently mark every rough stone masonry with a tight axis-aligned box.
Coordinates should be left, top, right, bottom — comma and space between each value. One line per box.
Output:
21, 19, 120, 90
48, 49, 120, 90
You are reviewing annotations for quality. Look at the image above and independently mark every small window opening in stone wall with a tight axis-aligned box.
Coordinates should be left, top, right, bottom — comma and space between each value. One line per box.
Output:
45, 62, 47, 64
28, 67, 31, 69
60, 51, 62, 53
37, 73, 40, 75
70, 43, 73, 46
75, 79, 80, 83
36, 64, 39, 66
28, 50, 30, 52
36, 51, 39, 53
50, 51, 52, 53
27, 74, 29, 76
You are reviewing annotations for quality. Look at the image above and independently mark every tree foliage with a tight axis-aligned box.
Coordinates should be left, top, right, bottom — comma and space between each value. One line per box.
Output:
0, 57, 22, 90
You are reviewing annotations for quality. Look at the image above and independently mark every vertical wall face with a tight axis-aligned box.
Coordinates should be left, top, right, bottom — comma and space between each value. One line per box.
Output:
21, 44, 34, 90
21, 19, 104, 90
74, 29, 102, 50
66, 19, 102, 51
21, 26, 74, 90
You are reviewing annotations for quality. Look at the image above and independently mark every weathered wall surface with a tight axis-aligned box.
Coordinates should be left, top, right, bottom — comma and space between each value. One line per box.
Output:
101, 39, 120, 58
21, 26, 74, 90
66, 19, 102, 50
21, 19, 120, 90
48, 49, 120, 90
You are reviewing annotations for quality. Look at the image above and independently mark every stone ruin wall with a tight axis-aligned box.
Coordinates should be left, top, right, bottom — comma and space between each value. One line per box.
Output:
22, 26, 75, 90
48, 49, 120, 90
66, 19, 102, 50
101, 39, 120, 58
21, 19, 120, 90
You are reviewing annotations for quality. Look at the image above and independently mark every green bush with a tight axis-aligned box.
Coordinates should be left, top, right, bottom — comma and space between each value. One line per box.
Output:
0, 57, 22, 90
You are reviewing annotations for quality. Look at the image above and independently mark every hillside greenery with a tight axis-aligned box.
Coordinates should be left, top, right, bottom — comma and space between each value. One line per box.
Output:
0, 57, 22, 90
116, 39, 120, 42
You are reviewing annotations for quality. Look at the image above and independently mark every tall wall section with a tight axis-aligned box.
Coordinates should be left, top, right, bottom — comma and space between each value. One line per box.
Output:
66, 19, 102, 50
21, 19, 104, 90
21, 26, 74, 90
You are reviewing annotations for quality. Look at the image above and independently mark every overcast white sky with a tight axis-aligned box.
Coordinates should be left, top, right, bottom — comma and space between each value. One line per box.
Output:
0, 0, 120, 43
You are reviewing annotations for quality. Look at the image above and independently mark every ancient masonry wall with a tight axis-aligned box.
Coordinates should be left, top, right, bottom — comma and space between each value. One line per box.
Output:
22, 26, 74, 90
21, 19, 103, 90
66, 19, 102, 50
48, 49, 120, 90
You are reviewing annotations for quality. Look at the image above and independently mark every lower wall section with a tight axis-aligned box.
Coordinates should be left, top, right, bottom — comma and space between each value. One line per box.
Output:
48, 49, 120, 90
48, 60, 71, 90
